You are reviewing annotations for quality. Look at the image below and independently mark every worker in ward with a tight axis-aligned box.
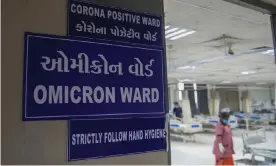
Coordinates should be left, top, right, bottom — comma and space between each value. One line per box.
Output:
213, 108, 235, 166
173, 102, 183, 120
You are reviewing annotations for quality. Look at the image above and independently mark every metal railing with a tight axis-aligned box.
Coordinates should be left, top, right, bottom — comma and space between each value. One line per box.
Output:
239, 127, 276, 165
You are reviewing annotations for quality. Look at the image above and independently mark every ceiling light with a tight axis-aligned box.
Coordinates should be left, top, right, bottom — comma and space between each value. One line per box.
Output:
241, 71, 256, 75
177, 65, 196, 70
261, 49, 274, 55
221, 81, 232, 84
179, 79, 195, 82
170, 30, 196, 40
199, 56, 225, 63
165, 25, 170, 29
256, 82, 266, 85
165, 29, 187, 39
165, 28, 179, 34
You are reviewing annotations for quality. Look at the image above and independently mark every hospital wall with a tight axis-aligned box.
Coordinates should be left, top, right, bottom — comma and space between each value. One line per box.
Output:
215, 86, 275, 112
248, 87, 275, 110
1, 0, 168, 164
218, 89, 239, 112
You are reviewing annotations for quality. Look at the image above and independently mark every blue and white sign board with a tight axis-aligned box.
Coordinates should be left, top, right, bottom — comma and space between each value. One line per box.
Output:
23, 32, 165, 121
68, 0, 163, 47
68, 117, 167, 161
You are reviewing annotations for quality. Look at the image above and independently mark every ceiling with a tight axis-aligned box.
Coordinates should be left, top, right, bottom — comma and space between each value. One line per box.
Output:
164, 0, 276, 86
262, 0, 276, 7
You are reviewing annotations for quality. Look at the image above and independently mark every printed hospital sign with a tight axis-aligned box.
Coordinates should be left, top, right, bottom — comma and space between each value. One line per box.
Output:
67, 0, 163, 47
23, 32, 165, 121
68, 117, 167, 160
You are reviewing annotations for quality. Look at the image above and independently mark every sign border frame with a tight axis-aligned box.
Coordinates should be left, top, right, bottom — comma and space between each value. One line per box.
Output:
67, 0, 164, 48
23, 32, 166, 121
67, 116, 167, 161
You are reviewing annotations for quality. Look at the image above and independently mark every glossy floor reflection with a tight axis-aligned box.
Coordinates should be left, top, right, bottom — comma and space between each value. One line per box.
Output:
171, 128, 276, 165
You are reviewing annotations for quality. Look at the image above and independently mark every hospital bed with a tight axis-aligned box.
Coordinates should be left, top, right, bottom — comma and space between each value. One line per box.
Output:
234, 112, 271, 130
236, 128, 276, 165
194, 115, 238, 132
234, 112, 267, 122
253, 109, 276, 124
169, 117, 203, 143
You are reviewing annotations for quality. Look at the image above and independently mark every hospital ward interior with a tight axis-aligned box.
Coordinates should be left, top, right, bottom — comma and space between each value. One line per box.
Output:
165, 0, 276, 165
2, 0, 276, 165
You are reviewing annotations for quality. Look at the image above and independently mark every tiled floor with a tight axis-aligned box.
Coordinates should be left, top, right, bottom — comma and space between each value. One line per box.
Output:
171, 128, 276, 165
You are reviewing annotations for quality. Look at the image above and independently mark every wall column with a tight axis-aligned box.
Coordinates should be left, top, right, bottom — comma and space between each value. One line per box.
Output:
274, 82, 276, 109
207, 84, 213, 115
169, 84, 177, 110
181, 90, 192, 123
1, 0, 167, 165
238, 86, 243, 112
214, 91, 221, 116
242, 90, 252, 113
270, 15, 276, 64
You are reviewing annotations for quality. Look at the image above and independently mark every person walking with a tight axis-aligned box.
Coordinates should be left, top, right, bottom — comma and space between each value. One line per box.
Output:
213, 108, 235, 165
